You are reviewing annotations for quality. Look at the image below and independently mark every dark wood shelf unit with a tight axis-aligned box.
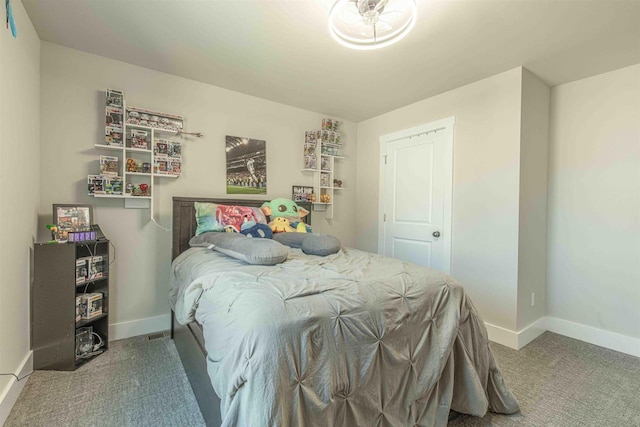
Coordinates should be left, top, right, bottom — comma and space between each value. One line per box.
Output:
32, 239, 110, 371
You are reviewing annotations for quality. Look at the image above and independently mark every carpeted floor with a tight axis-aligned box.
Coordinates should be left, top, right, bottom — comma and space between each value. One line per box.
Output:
5, 332, 204, 427
450, 332, 640, 427
6, 331, 640, 426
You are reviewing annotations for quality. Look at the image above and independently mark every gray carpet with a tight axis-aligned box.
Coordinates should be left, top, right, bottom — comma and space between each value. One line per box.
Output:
5, 332, 204, 427
6, 332, 640, 426
450, 332, 640, 427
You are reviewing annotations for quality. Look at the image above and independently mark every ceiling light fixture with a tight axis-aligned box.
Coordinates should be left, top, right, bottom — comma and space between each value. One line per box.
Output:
328, 0, 417, 50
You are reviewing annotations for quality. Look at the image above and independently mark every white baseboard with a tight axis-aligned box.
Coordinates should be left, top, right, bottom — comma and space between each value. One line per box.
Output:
109, 313, 171, 341
516, 317, 548, 349
484, 322, 519, 349
0, 351, 33, 426
545, 317, 640, 358
485, 317, 640, 357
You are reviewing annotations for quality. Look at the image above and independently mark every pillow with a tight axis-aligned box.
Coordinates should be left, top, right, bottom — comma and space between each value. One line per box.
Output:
189, 232, 288, 265
273, 233, 341, 256
194, 202, 268, 235
271, 232, 306, 249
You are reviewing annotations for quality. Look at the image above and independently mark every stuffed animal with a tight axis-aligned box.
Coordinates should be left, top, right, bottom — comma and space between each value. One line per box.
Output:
262, 198, 311, 233
240, 222, 273, 239
269, 217, 295, 233
261, 198, 309, 221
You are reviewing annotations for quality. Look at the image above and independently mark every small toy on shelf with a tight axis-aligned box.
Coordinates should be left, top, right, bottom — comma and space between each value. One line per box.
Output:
46, 224, 62, 243
320, 193, 331, 203
126, 158, 137, 172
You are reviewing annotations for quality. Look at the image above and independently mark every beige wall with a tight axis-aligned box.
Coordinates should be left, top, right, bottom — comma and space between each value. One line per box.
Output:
356, 68, 523, 331
0, 0, 40, 420
547, 64, 640, 339
39, 42, 357, 336
517, 69, 550, 330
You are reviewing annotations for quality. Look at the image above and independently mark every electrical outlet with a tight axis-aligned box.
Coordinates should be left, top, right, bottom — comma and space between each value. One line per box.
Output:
530, 292, 535, 307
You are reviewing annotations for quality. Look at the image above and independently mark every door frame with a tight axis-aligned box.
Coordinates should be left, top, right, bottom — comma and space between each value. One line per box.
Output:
378, 116, 455, 274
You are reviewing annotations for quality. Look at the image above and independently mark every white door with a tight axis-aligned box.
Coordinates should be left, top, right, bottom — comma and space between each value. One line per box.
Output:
379, 118, 453, 273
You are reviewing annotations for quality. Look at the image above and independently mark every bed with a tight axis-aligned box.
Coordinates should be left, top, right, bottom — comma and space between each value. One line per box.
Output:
169, 196, 519, 427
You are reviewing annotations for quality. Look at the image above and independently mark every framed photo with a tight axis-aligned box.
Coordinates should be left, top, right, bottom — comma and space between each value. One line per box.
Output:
292, 185, 314, 203
226, 135, 267, 194
53, 204, 94, 239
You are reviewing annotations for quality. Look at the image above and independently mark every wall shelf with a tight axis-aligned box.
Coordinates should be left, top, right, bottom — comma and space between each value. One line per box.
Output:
94, 89, 183, 211
302, 119, 345, 219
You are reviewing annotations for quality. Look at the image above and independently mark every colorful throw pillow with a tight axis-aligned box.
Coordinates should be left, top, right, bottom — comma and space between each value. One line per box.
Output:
194, 202, 268, 235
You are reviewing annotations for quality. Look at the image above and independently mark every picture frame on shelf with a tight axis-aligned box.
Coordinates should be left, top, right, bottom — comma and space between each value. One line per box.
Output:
292, 186, 315, 203
53, 204, 93, 240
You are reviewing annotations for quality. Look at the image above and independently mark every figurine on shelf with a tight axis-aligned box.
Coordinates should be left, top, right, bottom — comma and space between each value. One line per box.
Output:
126, 183, 134, 194
140, 183, 150, 196
126, 158, 137, 172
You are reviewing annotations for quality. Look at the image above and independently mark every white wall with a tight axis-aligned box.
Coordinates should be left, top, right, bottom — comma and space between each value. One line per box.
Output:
517, 69, 550, 330
39, 42, 357, 338
0, 0, 40, 422
356, 68, 523, 332
547, 64, 640, 340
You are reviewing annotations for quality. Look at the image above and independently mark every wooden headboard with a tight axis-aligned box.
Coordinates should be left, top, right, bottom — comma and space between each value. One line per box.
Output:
171, 197, 311, 260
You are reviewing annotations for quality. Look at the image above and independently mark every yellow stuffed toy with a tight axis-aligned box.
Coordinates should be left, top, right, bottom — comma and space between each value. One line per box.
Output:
269, 217, 295, 233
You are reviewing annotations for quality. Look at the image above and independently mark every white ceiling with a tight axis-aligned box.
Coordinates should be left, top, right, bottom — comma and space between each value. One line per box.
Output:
22, 0, 640, 122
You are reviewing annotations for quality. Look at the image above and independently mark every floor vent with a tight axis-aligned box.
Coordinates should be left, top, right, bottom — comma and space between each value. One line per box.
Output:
147, 332, 164, 340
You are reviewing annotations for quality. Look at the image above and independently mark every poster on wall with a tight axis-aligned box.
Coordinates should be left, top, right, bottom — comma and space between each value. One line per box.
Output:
226, 135, 267, 194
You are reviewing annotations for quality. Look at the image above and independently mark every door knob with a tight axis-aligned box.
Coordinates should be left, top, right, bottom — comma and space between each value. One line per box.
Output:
432, 231, 441, 238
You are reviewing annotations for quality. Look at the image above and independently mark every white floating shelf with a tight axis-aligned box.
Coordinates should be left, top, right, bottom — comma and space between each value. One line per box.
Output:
94, 144, 123, 151
92, 194, 151, 199
126, 147, 152, 153
92, 194, 125, 198
126, 172, 151, 176
125, 123, 180, 135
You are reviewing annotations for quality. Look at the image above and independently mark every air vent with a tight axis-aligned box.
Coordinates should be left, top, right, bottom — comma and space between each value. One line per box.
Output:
147, 332, 164, 340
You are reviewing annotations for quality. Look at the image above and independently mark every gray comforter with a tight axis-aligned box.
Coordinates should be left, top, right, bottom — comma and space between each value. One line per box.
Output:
170, 246, 519, 427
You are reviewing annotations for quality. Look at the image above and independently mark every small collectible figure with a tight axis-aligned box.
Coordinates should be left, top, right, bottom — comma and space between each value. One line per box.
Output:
126, 158, 137, 172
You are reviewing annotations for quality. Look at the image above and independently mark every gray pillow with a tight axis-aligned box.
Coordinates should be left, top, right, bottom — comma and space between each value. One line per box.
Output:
189, 232, 288, 265
271, 232, 306, 249
273, 233, 341, 256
